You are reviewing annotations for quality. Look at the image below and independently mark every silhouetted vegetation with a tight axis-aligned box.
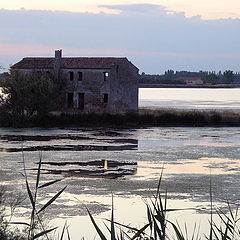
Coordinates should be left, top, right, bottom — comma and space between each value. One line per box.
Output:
140, 70, 240, 85
0, 108, 238, 128
0, 71, 62, 125
0, 186, 26, 240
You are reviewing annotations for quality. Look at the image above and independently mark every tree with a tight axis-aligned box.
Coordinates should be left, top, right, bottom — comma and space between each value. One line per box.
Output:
164, 69, 174, 78
201, 72, 218, 85
223, 70, 234, 83
0, 70, 60, 121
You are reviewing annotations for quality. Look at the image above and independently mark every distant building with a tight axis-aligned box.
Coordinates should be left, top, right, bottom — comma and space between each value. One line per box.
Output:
175, 77, 203, 85
11, 50, 139, 112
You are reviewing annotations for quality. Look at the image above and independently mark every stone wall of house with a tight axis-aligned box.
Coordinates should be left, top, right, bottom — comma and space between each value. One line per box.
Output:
62, 68, 111, 111
108, 60, 138, 112
60, 61, 138, 112
13, 60, 139, 113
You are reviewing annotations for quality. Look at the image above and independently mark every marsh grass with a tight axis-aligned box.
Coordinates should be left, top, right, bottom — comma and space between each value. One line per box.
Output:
31, 108, 240, 128
0, 185, 27, 240
87, 172, 240, 240
0, 107, 239, 127
1, 155, 240, 239
1, 153, 67, 240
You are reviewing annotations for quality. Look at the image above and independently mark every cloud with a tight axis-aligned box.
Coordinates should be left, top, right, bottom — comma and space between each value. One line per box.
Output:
0, 7, 240, 73
98, 4, 168, 14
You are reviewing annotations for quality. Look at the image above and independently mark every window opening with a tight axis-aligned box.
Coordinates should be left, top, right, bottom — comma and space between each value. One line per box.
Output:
78, 72, 83, 81
103, 93, 108, 103
104, 72, 109, 81
69, 71, 74, 81
67, 92, 74, 108
78, 93, 84, 110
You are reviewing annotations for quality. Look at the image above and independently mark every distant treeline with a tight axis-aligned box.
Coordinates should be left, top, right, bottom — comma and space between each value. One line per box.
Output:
140, 70, 240, 85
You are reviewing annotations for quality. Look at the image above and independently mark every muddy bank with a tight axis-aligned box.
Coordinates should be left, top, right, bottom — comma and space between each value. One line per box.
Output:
0, 144, 137, 152
0, 130, 138, 152
41, 159, 137, 167
0, 134, 90, 141
34, 159, 137, 179
0, 129, 129, 141
42, 167, 137, 179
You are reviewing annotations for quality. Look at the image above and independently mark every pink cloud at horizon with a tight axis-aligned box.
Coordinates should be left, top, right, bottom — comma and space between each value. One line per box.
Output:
1, 43, 240, 61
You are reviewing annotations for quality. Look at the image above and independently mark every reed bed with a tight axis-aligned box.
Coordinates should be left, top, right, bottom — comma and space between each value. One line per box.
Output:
34, 108, 240, 128
1, 106, 239, 127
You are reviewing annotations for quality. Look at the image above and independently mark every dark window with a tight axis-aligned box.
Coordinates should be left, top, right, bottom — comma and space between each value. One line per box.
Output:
103, 93, 108, 103
116, 65, 119, 73
46, 71, 50, 76
37, 71, 41, 74
78, 93, 84, 110
78, 72, 83, 81
67, 93, 73, 108
103, 72, 109, 81
69, 71, 74, 81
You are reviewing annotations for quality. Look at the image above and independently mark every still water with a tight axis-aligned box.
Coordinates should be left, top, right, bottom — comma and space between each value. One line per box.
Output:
139, 88, 240, 109
0, 88, 240, 239
0, 127, 240, 239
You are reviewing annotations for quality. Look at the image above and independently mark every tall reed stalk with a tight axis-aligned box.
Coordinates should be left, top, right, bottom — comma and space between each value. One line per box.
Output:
87, 171, 240, 240
14, 152, 67, 240
3, 154, 240, 240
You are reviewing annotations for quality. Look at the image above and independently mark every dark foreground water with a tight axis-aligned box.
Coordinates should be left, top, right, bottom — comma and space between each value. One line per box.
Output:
0, 127, 240, 238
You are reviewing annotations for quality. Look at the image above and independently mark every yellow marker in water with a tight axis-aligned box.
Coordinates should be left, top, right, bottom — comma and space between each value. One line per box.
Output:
104, 159, 108, 170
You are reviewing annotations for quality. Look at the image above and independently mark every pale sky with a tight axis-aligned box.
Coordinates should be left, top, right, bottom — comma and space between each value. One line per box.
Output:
1, 0, 240, 19
1, 1, 240, 73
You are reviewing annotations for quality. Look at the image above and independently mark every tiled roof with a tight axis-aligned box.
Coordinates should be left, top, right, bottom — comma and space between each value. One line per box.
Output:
11, 57, 128, 69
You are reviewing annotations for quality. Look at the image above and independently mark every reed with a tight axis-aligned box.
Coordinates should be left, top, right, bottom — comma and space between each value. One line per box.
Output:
1, 106, 240, 127
30, 108, 240, 128
87, 171, 240, 240
1, 155, 240, 239
0, 153, 66, 240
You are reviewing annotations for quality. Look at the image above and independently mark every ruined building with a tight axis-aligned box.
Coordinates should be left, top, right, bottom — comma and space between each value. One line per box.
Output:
11, 50, 139, 112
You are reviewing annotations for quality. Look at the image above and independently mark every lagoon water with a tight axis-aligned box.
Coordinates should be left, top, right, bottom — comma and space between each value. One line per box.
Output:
0, 88, 240, 239
139, 88, 240, 109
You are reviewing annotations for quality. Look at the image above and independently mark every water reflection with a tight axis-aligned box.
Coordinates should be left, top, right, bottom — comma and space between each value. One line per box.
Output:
139, 88, 240, 110
39, 159, 138, 179
0, 127, 240, 239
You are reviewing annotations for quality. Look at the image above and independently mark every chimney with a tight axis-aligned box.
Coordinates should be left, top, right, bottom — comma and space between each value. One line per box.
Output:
54, 49, 62, 81
55, 49, 62, 59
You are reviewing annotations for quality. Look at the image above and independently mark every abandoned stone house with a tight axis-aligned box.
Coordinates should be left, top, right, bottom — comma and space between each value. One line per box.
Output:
11, 50, 139, 112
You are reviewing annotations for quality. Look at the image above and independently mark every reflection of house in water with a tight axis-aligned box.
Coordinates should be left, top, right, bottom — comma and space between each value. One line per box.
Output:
11, 50, 139, 113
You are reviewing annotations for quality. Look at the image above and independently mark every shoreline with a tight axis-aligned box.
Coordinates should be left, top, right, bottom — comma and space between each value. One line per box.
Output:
139, 84, 240, 88
0, 108, 240, 128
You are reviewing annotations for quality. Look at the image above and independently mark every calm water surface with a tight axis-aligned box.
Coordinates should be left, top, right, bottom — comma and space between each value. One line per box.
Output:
139, 88, 240, 109
0, 126, 240, 239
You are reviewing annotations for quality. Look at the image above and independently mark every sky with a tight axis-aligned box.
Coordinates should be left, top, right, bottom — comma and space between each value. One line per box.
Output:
1, 0, 240, 73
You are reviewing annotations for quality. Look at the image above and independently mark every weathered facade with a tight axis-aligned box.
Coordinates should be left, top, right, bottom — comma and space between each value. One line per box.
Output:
11, 50, 139, 112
